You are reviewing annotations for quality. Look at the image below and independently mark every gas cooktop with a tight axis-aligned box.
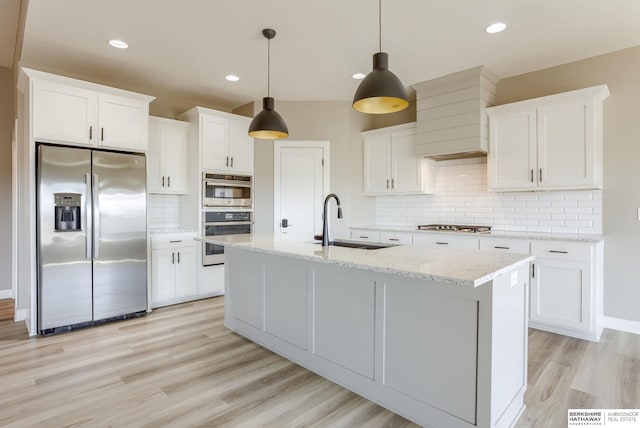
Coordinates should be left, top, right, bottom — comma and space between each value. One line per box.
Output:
416, 224, 492, 233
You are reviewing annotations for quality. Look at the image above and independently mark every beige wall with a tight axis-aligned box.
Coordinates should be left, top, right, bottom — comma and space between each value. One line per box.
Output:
0, 66, 13, 292
495, 45, 640, 323
251, 100, 375, 237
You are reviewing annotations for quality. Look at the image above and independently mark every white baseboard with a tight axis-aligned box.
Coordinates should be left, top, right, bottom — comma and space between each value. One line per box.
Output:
0, 289, 12, 299
14, 308, 27, 322
602, 316, 640, 336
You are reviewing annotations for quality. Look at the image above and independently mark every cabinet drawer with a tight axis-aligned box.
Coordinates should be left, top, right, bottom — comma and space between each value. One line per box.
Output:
413, 233, 479, 250
479, 238, 530, 254
530, 240, 592, 262
350, 229, 381, 242
379, 231, 413, 245
151, 232, 198, 249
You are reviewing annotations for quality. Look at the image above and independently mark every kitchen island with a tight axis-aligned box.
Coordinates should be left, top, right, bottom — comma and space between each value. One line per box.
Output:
205, 234, 534, 428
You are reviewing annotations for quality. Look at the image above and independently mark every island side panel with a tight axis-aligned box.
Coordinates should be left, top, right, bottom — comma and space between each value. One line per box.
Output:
381, 277, 479, 425
225, 246, 264, 330
313, 263, 376, 380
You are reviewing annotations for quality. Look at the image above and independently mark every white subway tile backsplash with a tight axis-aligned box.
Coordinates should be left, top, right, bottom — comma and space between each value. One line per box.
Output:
148, 194, 180, 228
375, 158, 602, 234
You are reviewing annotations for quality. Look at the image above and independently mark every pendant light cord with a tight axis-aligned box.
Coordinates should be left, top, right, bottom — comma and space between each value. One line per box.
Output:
267, 37, 271, 97
378, 0, 382, 52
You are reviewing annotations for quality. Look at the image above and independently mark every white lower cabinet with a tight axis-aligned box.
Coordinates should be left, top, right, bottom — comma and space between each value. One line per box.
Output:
351, 227, 604, 341
529, 240, 601, 341
150, 232, 198, 308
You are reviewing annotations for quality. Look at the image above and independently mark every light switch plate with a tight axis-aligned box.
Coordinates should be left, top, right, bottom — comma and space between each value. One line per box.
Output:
637, 208, 640, 221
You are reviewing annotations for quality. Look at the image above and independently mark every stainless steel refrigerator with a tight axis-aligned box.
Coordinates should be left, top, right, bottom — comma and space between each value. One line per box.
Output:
37, 144, 147, 334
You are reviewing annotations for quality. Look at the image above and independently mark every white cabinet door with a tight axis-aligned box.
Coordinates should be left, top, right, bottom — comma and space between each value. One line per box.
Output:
488, 108, 537, 191
537, 100, 594, 189
175, 245, 198, 297
147, 121, 164, 193
391, 129, 423, 193
350, 229, 381, 242
530, 259, 591, 331
32, 80, 97, 146
364, 134, 392, 194
413, 233, 480, 250
98, 94, 148, 151
201, 116, 229, 171
229, 121, 254, 174
379, 231, 413, 245
151, 248, 176, 302
163, 125, 188, 193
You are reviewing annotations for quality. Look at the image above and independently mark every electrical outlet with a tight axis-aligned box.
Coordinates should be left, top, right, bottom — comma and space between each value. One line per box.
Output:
638, 208, 640, 221
511, 271, 518, 287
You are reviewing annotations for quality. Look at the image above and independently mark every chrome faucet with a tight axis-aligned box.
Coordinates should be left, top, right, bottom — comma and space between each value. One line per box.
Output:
322, 193, 343, 246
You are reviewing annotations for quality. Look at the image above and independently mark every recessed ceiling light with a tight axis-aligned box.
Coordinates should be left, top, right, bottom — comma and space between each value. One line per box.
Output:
225, 74, 240, 82
352, 73, 366, 80
485, 23, 506, 34
108, 39, 128, 49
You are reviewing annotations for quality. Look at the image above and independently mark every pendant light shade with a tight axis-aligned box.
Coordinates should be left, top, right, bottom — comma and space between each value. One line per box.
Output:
248, 97, 288, 139
248, 29, 289, 139
352, 0, 409, 114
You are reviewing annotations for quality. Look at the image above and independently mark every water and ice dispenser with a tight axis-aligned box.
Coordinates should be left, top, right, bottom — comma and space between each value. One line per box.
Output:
54, 193, 82, 231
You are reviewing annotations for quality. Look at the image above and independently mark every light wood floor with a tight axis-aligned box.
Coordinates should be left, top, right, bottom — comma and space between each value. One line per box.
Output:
0, 299, 14, 321
0, 297, 638, 427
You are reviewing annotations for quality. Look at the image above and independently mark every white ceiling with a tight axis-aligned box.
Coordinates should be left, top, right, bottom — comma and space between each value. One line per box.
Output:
17, 0, 640, 111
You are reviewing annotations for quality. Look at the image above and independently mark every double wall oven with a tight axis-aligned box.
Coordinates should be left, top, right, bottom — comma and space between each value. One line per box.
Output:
202, 173, 252, 266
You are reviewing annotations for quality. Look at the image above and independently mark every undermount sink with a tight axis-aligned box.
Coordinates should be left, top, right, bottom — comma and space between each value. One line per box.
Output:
313, 239, 395, 250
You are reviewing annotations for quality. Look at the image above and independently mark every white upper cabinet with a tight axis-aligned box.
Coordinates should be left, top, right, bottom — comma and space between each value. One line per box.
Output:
363, 123, 435, 196
25, 68, 154, 152
486, 85, 609, 192
180, 107, 254, 175
148, 116, 189, 194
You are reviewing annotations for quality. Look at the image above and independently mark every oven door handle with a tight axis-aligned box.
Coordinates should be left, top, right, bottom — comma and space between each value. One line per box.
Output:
203, 221, 253, 226
203, 179, 252, 188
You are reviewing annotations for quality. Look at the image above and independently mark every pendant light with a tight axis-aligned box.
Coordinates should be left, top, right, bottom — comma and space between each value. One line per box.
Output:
352, 0, 409, 114
248, 28, 289, 139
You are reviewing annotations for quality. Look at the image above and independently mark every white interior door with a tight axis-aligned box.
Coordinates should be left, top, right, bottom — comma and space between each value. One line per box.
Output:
274, 142, 329, 240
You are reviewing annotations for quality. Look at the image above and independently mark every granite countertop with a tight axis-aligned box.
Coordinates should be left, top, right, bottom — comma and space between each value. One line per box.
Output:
352, 225, 604, 243
203, 233, 534, 288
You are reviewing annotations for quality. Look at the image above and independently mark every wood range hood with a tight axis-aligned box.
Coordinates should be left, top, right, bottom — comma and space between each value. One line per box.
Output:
413, 65, 500, 160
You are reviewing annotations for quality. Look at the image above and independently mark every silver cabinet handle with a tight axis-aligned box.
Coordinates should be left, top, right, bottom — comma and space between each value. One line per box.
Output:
359, 236, 369, 239
93, 173, 100, 258
89, 126, 93, 141
531, 263, 535, 278
230, 157, 234, 168
226, 156, 229, 167
386, 179, 390, 189
539, 168, 543, 182
435, 242, 448, 245
494, 246, 510, 250
530, 169, 534, 183
169, 240, 182, 243
167, 176, 170, 188
85, 173, 92, 260
549, 250, 568, 254
177, 252, 180, 264
162, 176, 165, 187
101, 128, 104, 142
172, 252, 175, 264
391, 178, 395, 189
388, 238, 400, 241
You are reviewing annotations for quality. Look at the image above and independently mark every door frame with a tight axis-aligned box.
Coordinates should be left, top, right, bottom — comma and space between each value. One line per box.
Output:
273, 141, 330, 234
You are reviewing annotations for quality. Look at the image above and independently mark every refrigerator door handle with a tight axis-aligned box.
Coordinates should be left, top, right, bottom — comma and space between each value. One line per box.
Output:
85, 173, 92, 260
93, 173, 100, 259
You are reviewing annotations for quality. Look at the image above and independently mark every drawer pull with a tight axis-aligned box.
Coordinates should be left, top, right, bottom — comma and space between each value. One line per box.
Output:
359, 235, 369, 239
169, 240, 183, 243
494, 246, 510, 250
435, 242, 448, 245
388, 238, 400, 241
549, 250, 568, 254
